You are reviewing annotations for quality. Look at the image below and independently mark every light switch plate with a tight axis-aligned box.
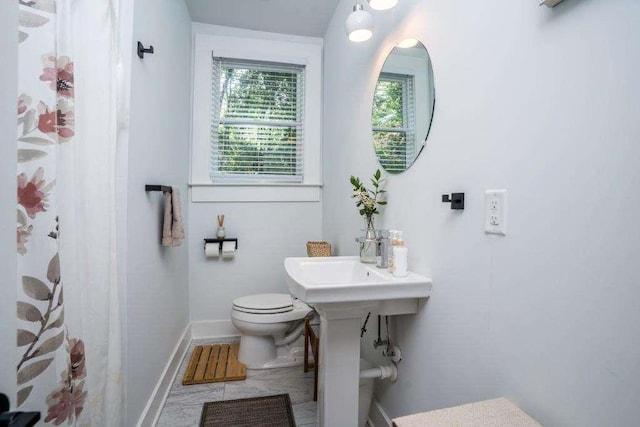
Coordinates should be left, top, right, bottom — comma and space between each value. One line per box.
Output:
485, 189, 507, 235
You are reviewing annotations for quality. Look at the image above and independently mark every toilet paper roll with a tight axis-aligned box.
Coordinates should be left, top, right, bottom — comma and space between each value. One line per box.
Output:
204, 242, 220, 259
221, 240, 236, 259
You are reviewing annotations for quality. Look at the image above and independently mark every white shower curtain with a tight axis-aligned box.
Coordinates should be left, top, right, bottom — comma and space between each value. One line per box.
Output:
16, 0, 124, 424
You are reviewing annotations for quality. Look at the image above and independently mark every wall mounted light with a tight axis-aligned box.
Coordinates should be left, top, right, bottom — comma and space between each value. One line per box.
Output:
397, 38, 418, 48
345, 1, 374, 43
367, 0, 398, 11
346, 0, 399, 42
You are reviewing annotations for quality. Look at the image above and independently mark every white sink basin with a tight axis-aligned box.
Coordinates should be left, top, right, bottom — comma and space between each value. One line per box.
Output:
284, 256, 432, 305
284, 256, 432, 426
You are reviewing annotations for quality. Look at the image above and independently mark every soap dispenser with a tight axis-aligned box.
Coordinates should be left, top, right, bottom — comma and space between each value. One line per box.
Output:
391, 231, 408, 277
387, 230, 397, 272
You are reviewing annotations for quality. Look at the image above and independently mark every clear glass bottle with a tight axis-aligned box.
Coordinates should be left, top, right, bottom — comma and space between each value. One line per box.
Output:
358, 215, 377, 263
358, 227, 377, 263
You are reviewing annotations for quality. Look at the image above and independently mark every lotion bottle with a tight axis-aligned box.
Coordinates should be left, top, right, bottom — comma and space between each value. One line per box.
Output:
391, 231, 408, 277
393, 242, 408, 277
388, 230, 397, 272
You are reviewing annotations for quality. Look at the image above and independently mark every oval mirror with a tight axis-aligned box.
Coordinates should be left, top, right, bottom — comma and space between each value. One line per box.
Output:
371, 39, 435, 174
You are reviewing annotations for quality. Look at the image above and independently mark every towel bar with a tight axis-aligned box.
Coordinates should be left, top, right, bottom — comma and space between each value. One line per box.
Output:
145, 185, 172, 193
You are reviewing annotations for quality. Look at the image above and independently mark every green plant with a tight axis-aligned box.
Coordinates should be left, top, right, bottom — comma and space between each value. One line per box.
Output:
350, 169, 387, 228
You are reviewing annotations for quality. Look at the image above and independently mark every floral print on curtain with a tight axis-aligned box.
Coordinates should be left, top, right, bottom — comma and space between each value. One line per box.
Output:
16, 0, 88, 423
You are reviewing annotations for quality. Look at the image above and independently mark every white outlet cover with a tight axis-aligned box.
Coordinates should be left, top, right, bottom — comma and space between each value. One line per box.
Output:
485, 189, 507, 235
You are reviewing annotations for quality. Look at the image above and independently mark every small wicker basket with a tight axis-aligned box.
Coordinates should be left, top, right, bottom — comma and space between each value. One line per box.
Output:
306, 241, 332, 257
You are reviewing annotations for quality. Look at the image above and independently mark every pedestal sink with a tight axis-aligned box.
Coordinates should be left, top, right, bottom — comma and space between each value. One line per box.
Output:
284, 256, 432, 426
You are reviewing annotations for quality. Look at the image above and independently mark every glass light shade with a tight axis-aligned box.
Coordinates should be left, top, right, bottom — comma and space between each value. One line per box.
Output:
368, 0, 398, 11
346, 6, 374, 42
397, 38, 419, 48
349, 28, 373, 42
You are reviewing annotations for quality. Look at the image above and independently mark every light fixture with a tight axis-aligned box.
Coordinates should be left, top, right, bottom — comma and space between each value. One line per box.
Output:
397, 38, 419, 48
368, 0, 398, 11
345, 1, 374, 43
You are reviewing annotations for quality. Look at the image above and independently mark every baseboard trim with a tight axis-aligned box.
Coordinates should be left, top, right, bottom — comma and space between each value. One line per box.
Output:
136, 323, 192, 427
369, 398, 393, 427
191, 319, 240, 339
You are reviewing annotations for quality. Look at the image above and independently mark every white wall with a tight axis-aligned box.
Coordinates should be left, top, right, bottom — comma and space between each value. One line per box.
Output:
0, 0, 18, 406
125, 0, 192, 424
323, 0, 640, 425
188, 24, 323, 325
189, 202, 322, 322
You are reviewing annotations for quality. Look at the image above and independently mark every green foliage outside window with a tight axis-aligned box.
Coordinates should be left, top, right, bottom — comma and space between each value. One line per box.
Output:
215, 63, 302, 178
372, 79, 403, 128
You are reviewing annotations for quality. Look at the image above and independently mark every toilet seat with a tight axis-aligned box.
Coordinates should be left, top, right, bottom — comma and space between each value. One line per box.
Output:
232, 294, 294, 315
231, 295, 312, 324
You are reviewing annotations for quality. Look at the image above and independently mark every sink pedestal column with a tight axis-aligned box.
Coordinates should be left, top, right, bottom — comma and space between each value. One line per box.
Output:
315, 302, 377, 427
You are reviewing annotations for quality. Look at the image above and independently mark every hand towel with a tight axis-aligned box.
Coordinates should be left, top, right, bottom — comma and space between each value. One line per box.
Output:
161, 186, 184, 247
161, 189, 174, 246
170, 186, 185, 246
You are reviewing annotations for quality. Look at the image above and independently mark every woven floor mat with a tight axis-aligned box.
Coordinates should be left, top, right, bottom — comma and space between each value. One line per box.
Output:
200, 394, 295, 427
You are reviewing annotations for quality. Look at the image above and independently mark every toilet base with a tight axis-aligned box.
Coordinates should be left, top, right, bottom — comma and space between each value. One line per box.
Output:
259, 346, 306, 369
238, 334, 308, 369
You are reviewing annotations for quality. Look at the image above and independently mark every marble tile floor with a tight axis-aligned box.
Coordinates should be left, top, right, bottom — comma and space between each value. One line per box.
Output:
156, 338, 318, 426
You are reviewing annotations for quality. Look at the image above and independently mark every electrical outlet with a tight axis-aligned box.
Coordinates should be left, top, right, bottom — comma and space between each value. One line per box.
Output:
485, 189, 507, 235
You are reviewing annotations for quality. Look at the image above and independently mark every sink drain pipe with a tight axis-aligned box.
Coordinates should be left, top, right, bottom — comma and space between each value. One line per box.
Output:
360, 363, 398, 382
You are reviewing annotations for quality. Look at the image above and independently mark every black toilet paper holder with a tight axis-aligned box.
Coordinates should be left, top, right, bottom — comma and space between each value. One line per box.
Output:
203, 238, 238, 251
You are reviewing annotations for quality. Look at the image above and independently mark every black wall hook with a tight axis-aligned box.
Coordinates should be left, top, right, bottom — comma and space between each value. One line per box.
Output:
137, 41, 154, 59
442, 193, 465, 210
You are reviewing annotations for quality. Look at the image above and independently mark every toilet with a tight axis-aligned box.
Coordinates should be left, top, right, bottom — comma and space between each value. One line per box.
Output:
231, 293, 313, 369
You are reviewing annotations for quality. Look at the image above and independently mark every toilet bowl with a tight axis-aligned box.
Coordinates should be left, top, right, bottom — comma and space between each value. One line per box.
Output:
231, 293, 313, 369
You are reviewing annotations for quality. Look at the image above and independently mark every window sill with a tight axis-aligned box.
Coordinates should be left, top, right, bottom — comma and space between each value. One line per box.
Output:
189, 183, 322, 202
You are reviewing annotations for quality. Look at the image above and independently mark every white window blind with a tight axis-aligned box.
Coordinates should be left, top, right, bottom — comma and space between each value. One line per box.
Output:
211, 57, 305, 183
372, 72, 416, 173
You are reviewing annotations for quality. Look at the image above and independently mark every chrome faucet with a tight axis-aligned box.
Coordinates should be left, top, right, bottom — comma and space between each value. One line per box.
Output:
376, 230, 390, 269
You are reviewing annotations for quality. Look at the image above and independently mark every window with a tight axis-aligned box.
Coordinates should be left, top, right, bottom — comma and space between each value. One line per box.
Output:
372, 72, 416, 173
191, 32, 322, 202
211, 58, 305, 183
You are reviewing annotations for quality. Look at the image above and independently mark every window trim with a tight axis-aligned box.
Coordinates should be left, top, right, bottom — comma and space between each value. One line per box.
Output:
372, 72, 417, 172
191, 31, 322, 202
